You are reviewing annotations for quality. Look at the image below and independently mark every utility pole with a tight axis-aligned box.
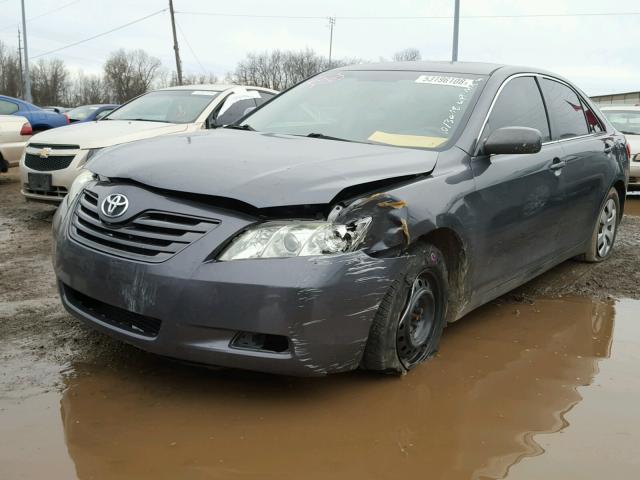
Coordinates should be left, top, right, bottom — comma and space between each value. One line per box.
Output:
328, 17, 335, 65
17, 29, 24, 95
20, 0, 32, 102
168, 0, 183, 85
451, 0, 460, 62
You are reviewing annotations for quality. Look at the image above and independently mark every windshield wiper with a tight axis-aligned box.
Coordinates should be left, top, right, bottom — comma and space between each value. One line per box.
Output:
225, 124, 255, 131
304, 132, 351, 142
118, 118, 169, 123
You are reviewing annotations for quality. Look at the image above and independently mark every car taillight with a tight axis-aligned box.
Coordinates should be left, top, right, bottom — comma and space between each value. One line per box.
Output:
20, 122, 32, 136
626, 142, 632, 160
64, 113, 70, 124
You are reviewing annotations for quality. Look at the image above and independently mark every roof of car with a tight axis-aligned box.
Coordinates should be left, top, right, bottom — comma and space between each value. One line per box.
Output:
156, 84, 237, 92
338, 61, 506, 75
600, 105, 640, 111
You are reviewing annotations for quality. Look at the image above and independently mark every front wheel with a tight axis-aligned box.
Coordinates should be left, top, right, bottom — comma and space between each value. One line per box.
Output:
582, 187, 621, 263
361, 243, 448, 374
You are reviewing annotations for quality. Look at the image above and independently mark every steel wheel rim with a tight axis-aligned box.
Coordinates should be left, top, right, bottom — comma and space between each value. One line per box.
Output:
597, 198, 617, 258
396, 272, 438, 368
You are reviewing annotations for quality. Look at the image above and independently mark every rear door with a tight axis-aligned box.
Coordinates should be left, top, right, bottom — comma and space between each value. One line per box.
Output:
538, 78, 615, 250
470, 75, 566, 293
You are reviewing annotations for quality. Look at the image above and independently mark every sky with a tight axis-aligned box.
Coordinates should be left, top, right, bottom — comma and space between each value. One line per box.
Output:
0, 0, 639, 96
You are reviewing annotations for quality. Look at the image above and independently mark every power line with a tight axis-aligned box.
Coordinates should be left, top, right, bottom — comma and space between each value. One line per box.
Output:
0, 0, 84, 33
176, 21, 207, 76
31, 8, 167, 59
176, 10, 640, 20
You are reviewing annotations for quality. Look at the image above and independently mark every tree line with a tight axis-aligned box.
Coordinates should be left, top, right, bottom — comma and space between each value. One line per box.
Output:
0, 40, 422, 107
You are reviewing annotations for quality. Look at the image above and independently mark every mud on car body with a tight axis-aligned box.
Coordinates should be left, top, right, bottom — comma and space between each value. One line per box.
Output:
52, 62, 629, 376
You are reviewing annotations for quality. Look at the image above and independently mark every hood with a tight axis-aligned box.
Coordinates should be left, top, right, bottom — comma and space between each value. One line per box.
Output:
29, 120, 190, 149
625, 134, 640, 155
89, 129, 439, 208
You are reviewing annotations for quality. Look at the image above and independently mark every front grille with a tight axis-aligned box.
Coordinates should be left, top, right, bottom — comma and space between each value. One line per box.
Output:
25, 153, 75, 171
70, 189, 220, 263
23, 184, 67, 197
63, 283, 161, 337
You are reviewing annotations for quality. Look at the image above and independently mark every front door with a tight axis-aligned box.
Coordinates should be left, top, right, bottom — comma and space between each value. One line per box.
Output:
469, 75, 567, 295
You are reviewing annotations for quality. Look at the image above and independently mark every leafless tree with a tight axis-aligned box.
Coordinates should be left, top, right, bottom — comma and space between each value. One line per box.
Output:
0, 40, 22, 98
392, 48, 422, 62
64, 71, 108, 105
103, 49, 161, 103
230, 48, 358, 90
30, 58, 69, 106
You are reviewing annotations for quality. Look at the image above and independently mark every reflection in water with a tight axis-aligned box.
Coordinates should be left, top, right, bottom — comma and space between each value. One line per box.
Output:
625, 196, 640, 217
57, 297, 616, 480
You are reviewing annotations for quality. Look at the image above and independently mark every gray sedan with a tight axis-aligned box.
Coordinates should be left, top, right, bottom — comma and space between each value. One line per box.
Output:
52, 62, 630, 376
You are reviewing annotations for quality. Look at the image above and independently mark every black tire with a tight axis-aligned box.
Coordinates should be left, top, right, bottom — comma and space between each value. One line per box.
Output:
582, 187, 621, 263
361, 242, 448, 374
0, 154, 8, 173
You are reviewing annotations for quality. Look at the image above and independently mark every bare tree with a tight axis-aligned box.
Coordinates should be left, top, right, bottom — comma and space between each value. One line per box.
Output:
0, 40, 23, 98
103, 49, 161, 103
30, 58, 69, 106
392, 48, 422, 62
230, 48, 358, 90
65, 71, 108, 105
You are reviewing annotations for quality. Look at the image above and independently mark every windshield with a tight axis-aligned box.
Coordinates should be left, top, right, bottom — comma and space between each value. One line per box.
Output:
243, 70, 486, 149
602, 110, 640, 135
68, 105, 100, 121
106, 90, 220, 124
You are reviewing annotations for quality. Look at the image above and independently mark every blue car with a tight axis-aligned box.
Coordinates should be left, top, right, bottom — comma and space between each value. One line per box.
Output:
67, 104, 119, 123
0, 95, 69, 132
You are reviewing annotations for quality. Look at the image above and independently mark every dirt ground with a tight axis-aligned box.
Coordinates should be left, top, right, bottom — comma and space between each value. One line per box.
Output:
1, 167, 640, 480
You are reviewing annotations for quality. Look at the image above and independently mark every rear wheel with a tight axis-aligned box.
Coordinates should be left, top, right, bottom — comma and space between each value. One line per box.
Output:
361, 243, 448, 374
582, 187, 620, 262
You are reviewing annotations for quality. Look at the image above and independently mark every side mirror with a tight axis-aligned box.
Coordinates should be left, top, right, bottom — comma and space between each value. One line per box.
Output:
482, 127, 542, 155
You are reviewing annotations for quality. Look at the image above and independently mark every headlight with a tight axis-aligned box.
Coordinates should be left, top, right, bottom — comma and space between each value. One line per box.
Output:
634, 153, 640, 162
66, 169, 95, 206
218, 217, 372, 261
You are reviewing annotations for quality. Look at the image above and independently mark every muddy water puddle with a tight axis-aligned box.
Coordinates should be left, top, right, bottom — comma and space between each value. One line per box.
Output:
626, 194, 640, 217
2, 296, 640, 480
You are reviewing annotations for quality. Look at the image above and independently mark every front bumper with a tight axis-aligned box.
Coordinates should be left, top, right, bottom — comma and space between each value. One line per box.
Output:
20, 148, 87, 203
630, 160, 640, 186
53, 195, 407, 376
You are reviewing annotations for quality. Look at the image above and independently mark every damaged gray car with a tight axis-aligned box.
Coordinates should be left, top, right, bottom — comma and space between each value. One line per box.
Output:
52, 62, 630, 376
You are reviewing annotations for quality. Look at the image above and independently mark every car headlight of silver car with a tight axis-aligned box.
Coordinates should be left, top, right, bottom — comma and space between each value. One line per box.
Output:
66, 169, 95, 206
218, 217, 372, 261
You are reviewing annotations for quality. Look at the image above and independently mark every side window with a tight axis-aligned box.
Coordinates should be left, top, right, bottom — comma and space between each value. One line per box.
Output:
253, 91, 275, 107
0, 100, 19, 115
581, 100, 604, 133
540, 78, 589, 140
214, 94, 258, 126
95, 109, 113, 120
484, 76, 550, 142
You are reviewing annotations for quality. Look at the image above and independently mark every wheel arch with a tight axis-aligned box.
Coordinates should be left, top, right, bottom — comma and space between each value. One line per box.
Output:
417, 226, 470, 323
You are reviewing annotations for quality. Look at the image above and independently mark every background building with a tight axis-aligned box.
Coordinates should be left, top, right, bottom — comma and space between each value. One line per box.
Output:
591, 91, 640, 106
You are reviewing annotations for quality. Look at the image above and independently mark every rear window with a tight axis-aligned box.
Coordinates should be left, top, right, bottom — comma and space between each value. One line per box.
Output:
68, 105, 100, 121
601, 110, 640, 135
540, 79, 589, 140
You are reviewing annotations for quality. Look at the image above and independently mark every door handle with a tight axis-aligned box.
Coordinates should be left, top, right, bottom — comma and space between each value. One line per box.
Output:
604, 143, 614, 154
549, 158, 566, 171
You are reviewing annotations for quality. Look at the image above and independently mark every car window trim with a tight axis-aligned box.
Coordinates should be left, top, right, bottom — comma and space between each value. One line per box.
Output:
475, 72, 605, 154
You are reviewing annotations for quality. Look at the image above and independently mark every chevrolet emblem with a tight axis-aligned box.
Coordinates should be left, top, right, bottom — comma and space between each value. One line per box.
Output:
39, 147, 52, 159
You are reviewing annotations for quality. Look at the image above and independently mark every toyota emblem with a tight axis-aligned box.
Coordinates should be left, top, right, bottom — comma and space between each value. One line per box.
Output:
101, 193, 129, 218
